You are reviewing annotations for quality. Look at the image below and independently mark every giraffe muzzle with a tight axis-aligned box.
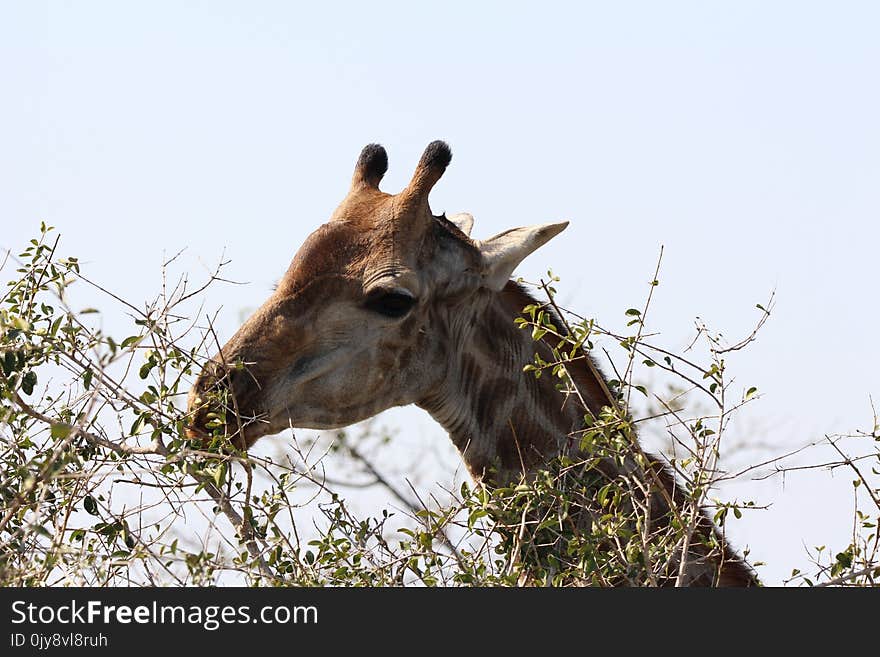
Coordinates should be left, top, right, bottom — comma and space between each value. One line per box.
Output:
186, 359, 262, 450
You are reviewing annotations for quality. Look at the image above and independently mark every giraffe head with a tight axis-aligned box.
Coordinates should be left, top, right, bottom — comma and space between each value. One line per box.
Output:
187, 141, 567, 448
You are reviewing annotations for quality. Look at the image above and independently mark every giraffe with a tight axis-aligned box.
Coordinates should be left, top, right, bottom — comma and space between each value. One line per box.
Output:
187, 141, 757, 586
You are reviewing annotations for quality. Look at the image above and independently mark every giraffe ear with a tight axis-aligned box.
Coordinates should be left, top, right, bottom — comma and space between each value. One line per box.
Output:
477, 221, 569, 291
447, 212, 474, 236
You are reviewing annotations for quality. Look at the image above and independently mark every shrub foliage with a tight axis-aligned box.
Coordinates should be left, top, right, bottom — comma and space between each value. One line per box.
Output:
1, 226, 878, 586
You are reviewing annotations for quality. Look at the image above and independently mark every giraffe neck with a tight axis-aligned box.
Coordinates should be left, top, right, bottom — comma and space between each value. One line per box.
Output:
417, 282, 757, 586
417, 283, 608, 486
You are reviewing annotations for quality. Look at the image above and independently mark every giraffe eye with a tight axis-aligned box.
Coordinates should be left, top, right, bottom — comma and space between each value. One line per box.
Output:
364, 291, 417, 318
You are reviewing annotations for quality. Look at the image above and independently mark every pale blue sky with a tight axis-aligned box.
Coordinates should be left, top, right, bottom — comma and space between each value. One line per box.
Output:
2, 1, 879, 584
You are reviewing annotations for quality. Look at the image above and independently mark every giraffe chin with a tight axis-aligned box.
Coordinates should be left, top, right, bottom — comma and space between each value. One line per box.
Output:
225, 410, 361, 451
186, 395, 371, 452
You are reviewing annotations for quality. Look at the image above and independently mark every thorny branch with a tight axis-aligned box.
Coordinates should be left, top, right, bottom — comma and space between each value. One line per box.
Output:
2, 227, 877, 586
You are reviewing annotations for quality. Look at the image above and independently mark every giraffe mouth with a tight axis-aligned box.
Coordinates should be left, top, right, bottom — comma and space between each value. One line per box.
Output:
185, 397, 272, 451
186, 359, 269, 450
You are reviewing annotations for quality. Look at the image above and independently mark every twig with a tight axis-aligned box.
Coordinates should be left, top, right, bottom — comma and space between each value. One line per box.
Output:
814, 564, 880, 587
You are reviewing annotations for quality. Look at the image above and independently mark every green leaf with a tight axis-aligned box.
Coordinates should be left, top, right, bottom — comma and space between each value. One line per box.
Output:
2, 351, 18, 376
50, 423, 71, 439
625, 308, 641, 317
21, 371, 37, 395
83, 495, 99, 516
139, 360, 155, 380
33, 525, 53, 539
745, 386, 758, 399
130, 413, 146, 436
213, 464, 226, 487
